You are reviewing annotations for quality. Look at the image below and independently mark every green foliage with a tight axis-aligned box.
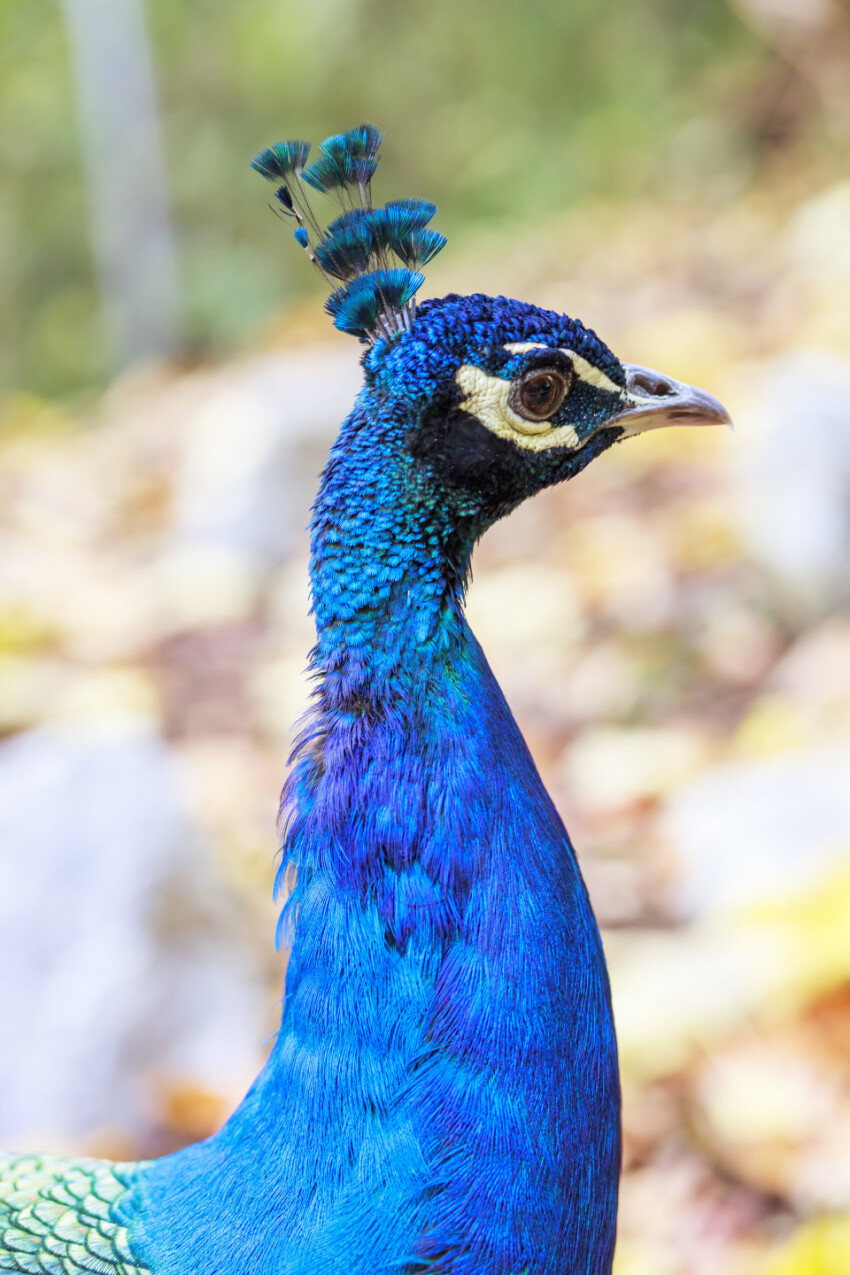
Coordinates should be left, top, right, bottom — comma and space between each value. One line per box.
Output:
1, 0, 769, 396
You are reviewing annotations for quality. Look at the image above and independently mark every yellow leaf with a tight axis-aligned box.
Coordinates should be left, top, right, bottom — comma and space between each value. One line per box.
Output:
764, 1216, 850, 1275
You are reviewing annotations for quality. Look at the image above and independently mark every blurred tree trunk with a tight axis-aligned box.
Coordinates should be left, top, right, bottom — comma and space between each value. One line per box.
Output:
60, 0, 181, 370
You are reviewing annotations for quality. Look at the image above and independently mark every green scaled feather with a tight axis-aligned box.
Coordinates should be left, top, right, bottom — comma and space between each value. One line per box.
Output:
0, 1155, 149, 1275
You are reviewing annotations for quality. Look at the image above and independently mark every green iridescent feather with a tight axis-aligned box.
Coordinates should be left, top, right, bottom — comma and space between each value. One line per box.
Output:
0, 1156, 149, 1275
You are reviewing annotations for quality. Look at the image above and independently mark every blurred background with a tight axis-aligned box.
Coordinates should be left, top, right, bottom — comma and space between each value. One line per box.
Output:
1, 1, 849, 1271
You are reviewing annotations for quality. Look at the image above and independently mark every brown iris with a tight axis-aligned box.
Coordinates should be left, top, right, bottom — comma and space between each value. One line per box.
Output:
509, 367, 572, 423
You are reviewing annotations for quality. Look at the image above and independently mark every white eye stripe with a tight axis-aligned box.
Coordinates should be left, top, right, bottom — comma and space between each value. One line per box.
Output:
455, 364, 580, 452
454, 345, 623, 453
502, 342, 623, 397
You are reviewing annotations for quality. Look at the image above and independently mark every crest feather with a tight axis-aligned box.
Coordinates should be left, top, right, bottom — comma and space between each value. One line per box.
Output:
250, 141, 310, 182
252, 125, 445, 343
325, 270, 425, 340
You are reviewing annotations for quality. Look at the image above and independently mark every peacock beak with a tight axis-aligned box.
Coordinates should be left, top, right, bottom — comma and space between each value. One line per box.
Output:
610, 363, 732, 436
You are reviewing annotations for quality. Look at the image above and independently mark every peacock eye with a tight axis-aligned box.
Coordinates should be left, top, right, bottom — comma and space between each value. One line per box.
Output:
510, 368, 572, 423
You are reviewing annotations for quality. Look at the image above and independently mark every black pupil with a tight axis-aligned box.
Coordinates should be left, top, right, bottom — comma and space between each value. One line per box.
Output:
523, 374, 559, 412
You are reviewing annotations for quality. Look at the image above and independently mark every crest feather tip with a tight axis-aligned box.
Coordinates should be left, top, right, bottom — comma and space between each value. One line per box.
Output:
253, 125, 444, 343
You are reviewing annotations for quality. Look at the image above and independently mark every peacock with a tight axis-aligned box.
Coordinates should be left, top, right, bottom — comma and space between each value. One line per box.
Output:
0, 125, 729, 1275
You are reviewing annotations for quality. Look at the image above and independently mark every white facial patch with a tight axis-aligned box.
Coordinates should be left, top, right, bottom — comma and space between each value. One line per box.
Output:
455, 343, 622, 453
455, 364, 580, 451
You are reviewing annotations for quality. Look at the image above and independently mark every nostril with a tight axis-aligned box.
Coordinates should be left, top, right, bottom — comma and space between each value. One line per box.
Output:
631, 370, 673, 397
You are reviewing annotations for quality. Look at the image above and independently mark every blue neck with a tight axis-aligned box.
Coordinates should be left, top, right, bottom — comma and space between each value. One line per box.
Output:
134, 391, 621, 1275
309, 394, 474, 699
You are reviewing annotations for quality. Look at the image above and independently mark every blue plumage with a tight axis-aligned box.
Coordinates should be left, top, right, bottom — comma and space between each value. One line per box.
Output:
130, 293, 629, 1275
0, 126, 731, 1275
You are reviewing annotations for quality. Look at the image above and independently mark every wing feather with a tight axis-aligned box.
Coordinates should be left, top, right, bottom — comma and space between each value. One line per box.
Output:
0, 1157, 148, 1275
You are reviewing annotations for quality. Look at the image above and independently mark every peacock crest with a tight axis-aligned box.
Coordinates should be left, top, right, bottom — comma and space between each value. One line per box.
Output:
251, 124, 446, 344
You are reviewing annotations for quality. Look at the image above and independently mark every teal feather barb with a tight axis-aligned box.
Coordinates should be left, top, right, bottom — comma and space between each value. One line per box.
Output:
0, 1156, 147, 1275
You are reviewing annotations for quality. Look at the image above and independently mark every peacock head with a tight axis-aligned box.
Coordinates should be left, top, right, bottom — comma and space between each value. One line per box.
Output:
253, 126, 729, 532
